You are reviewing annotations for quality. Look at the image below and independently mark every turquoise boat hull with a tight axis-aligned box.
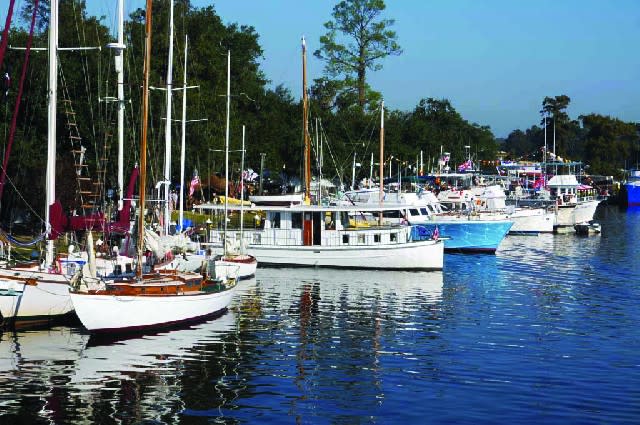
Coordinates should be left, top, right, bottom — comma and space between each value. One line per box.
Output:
414, 220, 513, 253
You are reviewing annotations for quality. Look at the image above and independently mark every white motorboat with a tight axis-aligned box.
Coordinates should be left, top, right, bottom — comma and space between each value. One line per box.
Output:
197, 203, 443, 270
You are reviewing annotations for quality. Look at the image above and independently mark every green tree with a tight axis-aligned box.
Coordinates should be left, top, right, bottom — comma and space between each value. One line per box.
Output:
504, 129, 535, 159
314, 0, 401, 110
579, 114, 638, 176
540, 95, 580, 159
402, 98, 497, 173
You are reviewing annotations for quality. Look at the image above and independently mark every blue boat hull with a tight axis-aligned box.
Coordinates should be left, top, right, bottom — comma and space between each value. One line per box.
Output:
625, 183, 640, 206
416, 220, 513, 253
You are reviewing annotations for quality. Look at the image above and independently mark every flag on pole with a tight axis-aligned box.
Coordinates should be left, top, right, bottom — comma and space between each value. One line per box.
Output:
457, 159, 473, 172
189, 174, 200, 196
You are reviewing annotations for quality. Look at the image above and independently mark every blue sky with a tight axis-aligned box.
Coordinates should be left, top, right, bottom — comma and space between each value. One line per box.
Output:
8, 0, 640, 138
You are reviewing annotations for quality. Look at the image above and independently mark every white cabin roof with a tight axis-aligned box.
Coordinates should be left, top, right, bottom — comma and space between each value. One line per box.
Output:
547, 175, 579, 187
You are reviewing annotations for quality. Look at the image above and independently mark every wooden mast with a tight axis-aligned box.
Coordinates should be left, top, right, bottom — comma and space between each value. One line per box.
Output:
302, 37, 311, 204
136, 0, 153, 277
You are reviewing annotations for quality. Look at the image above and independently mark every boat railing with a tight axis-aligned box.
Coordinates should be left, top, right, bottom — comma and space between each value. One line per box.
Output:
207, 225, 411, 247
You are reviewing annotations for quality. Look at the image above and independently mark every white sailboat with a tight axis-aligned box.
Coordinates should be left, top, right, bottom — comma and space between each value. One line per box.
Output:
214, 52, 257, 279
0, 0, 74, 328
69, 0, 237, 334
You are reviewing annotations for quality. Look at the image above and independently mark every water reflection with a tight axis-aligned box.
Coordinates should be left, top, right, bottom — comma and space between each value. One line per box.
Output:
0, 327, 88, 423
224, 268, 444, 424
1, 208, 638, 423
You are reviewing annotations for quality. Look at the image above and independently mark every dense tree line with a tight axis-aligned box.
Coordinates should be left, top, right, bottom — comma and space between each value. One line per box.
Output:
0, 0, 638, 225
504, 95, 640, 176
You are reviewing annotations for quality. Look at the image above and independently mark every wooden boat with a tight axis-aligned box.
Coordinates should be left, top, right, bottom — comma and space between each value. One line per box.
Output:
69, 0, 236, 335
69, 270, 235, 333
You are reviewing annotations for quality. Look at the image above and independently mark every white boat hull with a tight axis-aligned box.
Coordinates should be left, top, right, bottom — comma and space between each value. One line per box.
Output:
215, 255, 258, 279
248, 193, 304, 206
509, 209, 555, 234
555, 200, 601, 228
0, 270, 72, 325
70, 286, 235, 333
245, 239, 443, 270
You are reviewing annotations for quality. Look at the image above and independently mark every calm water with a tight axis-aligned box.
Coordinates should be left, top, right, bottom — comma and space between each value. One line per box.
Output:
1, 206, 639, 424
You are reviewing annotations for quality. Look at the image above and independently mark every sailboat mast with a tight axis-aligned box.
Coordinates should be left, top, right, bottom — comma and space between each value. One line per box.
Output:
116, 0, 125, 210
137, 0, 153, 276
378, 101, 384, 225
163, 0, 175, 236
302, 37, 311, 204
224, 50, 230, 254
240, 125, 245, 239
179, 36, 188, 234
45, 0, 59, 267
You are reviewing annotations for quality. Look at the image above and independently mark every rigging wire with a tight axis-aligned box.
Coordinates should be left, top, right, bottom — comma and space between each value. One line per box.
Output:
0, 161, 46, 227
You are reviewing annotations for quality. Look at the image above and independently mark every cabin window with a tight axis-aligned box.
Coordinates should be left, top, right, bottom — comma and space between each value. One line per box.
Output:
252, 233, 261, 244
374, 234, 381, 243
382, 210, 401, 219
390, 232, 397, 242
292, 213, 302, 229
324, 212, 336, 230
409, 208, 419, 216
358, 234, 365, 244
342, 234, 350, 244
340, 212, 350, 227
273, 212, 281, 228
420, 208, 429, 216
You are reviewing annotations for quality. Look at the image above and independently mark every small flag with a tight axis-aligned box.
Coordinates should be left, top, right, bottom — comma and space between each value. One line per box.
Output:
189, 174, 200, 196
432, 225, 439, 240
457, 159, 473, 172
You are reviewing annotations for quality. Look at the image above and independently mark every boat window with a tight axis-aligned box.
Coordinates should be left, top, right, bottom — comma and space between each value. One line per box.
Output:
340, 212, 350, 227
358, 234, 365, 244
273, 212, 281, 228
374, 234, 381, 243
382, 210, 401, 219
342, 234, 350, 244
390, 232, 397, 242
324, 212, 336, 230
420, 208, 429, 216
409, 208, 419, 216
292, 213, 302, 229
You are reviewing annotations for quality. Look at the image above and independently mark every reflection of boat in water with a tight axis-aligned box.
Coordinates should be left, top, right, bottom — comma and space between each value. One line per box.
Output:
0, 326, 89, 420
251, 268, 444, 310
72, 310, 237, 385
67, 310, 238, 423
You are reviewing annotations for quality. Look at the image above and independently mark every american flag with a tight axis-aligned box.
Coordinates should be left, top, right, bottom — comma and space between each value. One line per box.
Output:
457, 159, 473, 172
189, 174, 200, 196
